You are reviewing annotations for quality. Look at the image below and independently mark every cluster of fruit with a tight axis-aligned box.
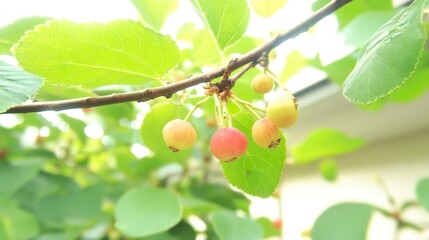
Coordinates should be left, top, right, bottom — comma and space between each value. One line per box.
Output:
162, 73, 298, 162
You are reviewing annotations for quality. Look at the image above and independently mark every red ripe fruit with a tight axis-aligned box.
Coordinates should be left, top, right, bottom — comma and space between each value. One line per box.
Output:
163, 119, 197, 152
252, 118, 281, 148
210, 127, 248, 162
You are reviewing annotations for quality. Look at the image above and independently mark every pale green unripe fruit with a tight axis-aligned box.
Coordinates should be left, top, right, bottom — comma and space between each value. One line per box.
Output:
163, 119, 197, 152
266, 95, 298, 128
252, 73, 273, 94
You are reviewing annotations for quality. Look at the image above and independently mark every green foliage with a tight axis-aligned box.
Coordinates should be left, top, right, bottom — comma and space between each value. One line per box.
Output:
221, 111, 286, 197
115, 187, 182, 237
280, 49, 306, 82
0, 199, 39, 240
319, 159, 338, 182
291, 129, 365, 164
0, 60, 43, 113
131, 0, 178, 30
312, 203, 374, 240
416, 178, 429, 213
190, 0, 250, 50
211, 210, 263, 240
0, 16, 50, 55
343, 0, 427, 105
0, 160, 42, 199
255, 217, 281, 238
13, 20, 180, 87
250, 0, 288, 18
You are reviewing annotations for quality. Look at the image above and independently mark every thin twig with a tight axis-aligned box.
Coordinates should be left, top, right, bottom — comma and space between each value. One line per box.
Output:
230, 61, 257, 86
3, 0, 353, 114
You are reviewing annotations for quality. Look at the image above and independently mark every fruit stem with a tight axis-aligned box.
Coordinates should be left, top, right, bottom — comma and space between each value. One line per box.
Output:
230, 94, 266, 113
213, 94, 232, 128
265, 69, 294, 97
184, 96, 211, 122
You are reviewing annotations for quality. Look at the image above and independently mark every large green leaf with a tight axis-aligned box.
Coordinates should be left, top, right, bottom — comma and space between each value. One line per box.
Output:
0, 60, 43, 113
291, 129, 365, 164
190, 0, 250, 49
33, 186, 103, 228
343, 0, 427, 105
0, 200, 39, 240
0, 16, 50, 55
140, 102, 193, 162
115, 186, 182, 237
0, 160, 42, 199
220, 111, 286, 197
341, 10, 397, 49
312, 203, 373, 240
416, 177, 429, 213
211, 210, 263, 240
389, 68, 429, 102
13, 20, 180, 87
250, 0, 288, 18
130, 0, 178, 30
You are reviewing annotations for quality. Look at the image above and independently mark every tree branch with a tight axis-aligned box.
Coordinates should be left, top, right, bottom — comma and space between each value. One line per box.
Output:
4, 0, 353, 114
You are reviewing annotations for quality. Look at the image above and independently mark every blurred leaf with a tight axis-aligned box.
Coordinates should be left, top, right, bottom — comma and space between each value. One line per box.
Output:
0, 60, 43, 113
33, 186, 103, 228
230, 68, 263, 102
211, 210, 263, 240
225, 36, 262, 56
309, 55, 357, 85
0, 16, 50, 55
0, 160, 42, 199
60, 114, 87, 143
140, 102, 192, 162
180, 196, 220, 215
312, 0, 392, 29
341, 10, 397, 49
291, 129, 364, 164
221, 110, 286, 198
115, 186, 182, 237
189, 183, 250, 212
190, 0, 250, 49
343, 0, 427, 105
256, 217, 281, 238
34, 231, 80, 240
176, 22, 198, 42
0, 199, 39, 240
168, 220, 197, 240
280, 49, 306, 82
250, 0, 288, 18
36, 82, 94, 101
319, 159, 338, 182
416, 177, 429, 213
389, 68, 429, 102
185, 29, 222, 66
14, 20, 180, 87
130, 0, 178, 30
138, 232, 180, 240
312, 203, 373, 240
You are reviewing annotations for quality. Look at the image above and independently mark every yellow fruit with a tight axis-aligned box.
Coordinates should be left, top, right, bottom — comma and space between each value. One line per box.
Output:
252, 118, 281, 148
252, 73, 273, 94
163, 119, 197, 152
266, 95, 298, 128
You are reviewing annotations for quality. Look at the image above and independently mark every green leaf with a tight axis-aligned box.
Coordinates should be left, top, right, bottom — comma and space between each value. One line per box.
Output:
115, 186, 182, 237
0, 60, 43, 113
0, 200, 39, 240
312, 203, 373, 240
312, 0, 392, 29
211, 210, 263, 240
416, 177, 429, 213
343, 0, 427, 105
180, 196, 220, 215
389, 68, 429, 102
33, 186, 103, 228
140, 102, 193, 162
291, 129, 364, 164
190, 0, 250, 49
220, 111, 286, 197
308, 55, 357, 85
319, 159, 338, 182
0, 16, 50, 55
130, 0, 178, 30
13, 20, 180, 87
256, 217, 281, 238
35, 232, 80, 240
341, 10, 397, 49
225, 36, 262, 56
280, 49, 306, 82
0, 160, 42, 199
250, 0, 288, 18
